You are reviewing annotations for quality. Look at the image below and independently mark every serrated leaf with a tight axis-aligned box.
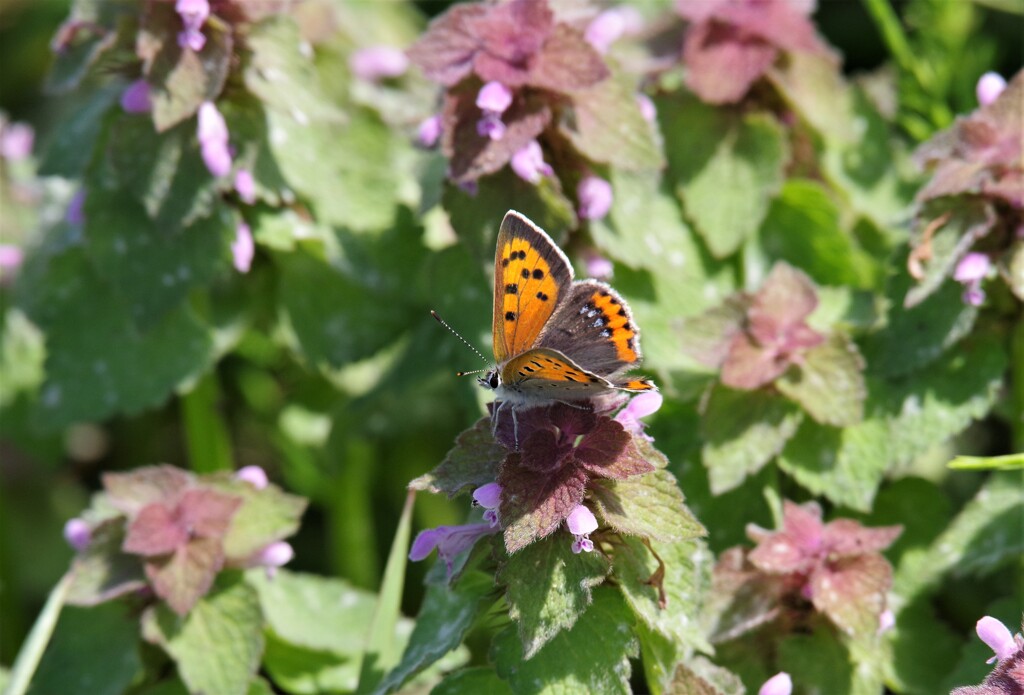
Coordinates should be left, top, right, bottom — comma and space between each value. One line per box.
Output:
904, 200, 994, 307
499, 454, 588, 554
700, 385, 804, 494
247, 569, 377, 656
498, 533, 610, 659
777, 333, 866, 427
665, 96, 788, 258
590, 469, 706, 542
375, 572, 494, 694
145, 535, 225, 615
37, 83, 121, 177
143, 574, 264, 695
83, 189, 230, 328
205, 477, 307, 561
758, 179, 880, 289
19, 246, 215, 429
65, 520, 146, 607
27, 602, 140, 695
777, 418, 890, 512
140, 2, 233, 131
102, 465, 194, 514
563, 74, 664, 171
410, 417, 504, 498
492, 587, 636, 694
612, 536, 712, 657
431, 667, 514, 695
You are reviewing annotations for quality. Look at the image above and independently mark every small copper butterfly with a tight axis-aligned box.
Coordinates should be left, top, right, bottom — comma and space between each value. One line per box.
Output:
479, 210, 656, 405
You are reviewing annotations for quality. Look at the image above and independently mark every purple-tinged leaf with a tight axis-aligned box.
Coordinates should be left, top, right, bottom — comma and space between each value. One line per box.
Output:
679, 296, 748, 368
410, 417, 505, 498
707, 546, 785, 643
746, 501, 823, 575
574, 419, 632, 474
406, 4, 489, 87
821, 519, 902, 558
177, 488, 242, 540
145, 536, 225, 616
499, 452, 588, 554
683, 23, 778, 105
528, 24, 609, 93
809, 553, 891, 637
776, 332, 866, 427
124, 502, 190, 556
103, 465, 194, 516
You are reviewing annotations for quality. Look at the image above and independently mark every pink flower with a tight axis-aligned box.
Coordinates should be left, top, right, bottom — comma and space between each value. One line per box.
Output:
120, 79, 152, 114
584, 251, 614, 280
65, 188, 86, 226
878, 609, 896, 634
976, 72, 1007, 107
472, 483, 502, 527
349, 46, 409, 81
197, 102, 232, 177
977, 616, 1018, 664
476, 81, 513, 114
409, 523, 499, 574
0, 121, 33, 161
234, 169, 256, 204
566, 505, 598, 554
476, 112, 507, 140
510, 140, 553, 184
954, 252, 991, 307
585, 9, 626, 54
615, 391, 663, 439
176, 0, 209, 52
235, 465, 268, 489
758, 672, 792, 695
253, 541, 294, 579
577, 174, 613, 220
63, 518, 92, 552
416, 114, 443, 148
0, 245, 24, 272
636, 93, 657, 123
232, 222, 254, 273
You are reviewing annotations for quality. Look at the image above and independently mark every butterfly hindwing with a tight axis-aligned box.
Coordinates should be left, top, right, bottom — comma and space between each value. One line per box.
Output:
538, 279, 642, 377
499, 348, 613, 395
492, 211, 573, 363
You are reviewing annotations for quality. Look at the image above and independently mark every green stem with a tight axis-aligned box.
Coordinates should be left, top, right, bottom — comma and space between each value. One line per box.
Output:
181, 371, 234, 473
862, 0, 931, 90
1012, 309, 1024, 453
330, 437, 379, 589
4, 572, 72, 695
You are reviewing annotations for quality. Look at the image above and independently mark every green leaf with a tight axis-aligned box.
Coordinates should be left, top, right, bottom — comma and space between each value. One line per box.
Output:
887, 597, 962, 694
778, 417, 890, 512
37, 83, 121, 177
45, 0, 129, 94
612, 536, 712, 657
895, 472, 1024, 600
247, 569, 377, 655
700, 385, 804, 494
375, 572, 494, 694
204, 477, 307, 561
410, 417, 505, 498
261, 634, 359, 695
563, 74, 664, 171
776, 621, 853, 695
265, 108, 399, 233
491, 587, 636, 694
243, 16, 343, 124
664, 95, 789, 258
431, 667, 514, 695
498, 533, 610, 659
0, 308, 45, 408
103, 113, 223, 232
878, 335, 1006, 468
667, 656, 745, 695
590, 469, 707, 542
27, 602, 140, 695
357, 490, 415, 692
142, 574, 264, 695
758, 179, 880, 289
83, 189, 230, 327
219, 95, 293, 205
777, 333, 867, 427
19, 246, 214, 429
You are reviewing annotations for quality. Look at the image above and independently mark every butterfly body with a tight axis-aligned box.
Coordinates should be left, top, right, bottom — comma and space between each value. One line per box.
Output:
481, 211, 655, 407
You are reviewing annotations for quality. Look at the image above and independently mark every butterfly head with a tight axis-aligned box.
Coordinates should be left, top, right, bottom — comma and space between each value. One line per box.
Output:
479, 369, 500, 390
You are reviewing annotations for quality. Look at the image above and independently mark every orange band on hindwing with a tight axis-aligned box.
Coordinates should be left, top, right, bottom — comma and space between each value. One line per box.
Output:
590, 289, 639, 363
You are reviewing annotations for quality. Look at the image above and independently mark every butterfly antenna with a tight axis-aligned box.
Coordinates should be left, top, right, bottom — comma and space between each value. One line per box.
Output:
430, 310, 491, 375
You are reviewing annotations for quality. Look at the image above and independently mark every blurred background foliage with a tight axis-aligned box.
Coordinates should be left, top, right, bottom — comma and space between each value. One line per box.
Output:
0, 0, 1021, 690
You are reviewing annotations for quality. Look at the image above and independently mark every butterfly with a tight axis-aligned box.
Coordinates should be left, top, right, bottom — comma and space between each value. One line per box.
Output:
479, 210, 655, 409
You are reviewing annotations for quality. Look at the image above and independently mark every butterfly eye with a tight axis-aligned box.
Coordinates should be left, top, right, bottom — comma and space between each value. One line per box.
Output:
488, 372, 500, 389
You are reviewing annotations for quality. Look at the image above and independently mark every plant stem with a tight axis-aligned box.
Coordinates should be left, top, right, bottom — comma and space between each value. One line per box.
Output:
1012, 308, 1024, 453
4, 572, 72, 695
862, 0, 931, 90
181, 371, 234, 473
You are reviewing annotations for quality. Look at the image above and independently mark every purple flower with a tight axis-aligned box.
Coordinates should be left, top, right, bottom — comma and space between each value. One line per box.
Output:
976, 72, 1007, 107
65, 188, 86, 226
473, 483, 502, 527
0, 121, 33, 161
63, 518, 92, 552
758, 672, 792, 695
476, 112, 507, 140
954, 252, 991, 307
120, 79, 152, 114
234, 169, 256, 204
235, 465, 268, 489
458, 179, 479, 196
176, 0, 209, 52
232, 222, 254, 273
566, 505, 598, 554
510, 140, 553, 184
409, 523, 499, 574
585, 9, 626, 54
198, 101, 232, 177
416, 114, 443, 148
577, 174, 613, 220
349, 46, 409, 81
0, 245, 24, 272
977, 616, 1017, 664
615, 391, 663, 439
878, 608, 895, 634
636, 93, 657, 123
476, 81, 513, 114
253, 541, 294, 579
584, 251, 614, 280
